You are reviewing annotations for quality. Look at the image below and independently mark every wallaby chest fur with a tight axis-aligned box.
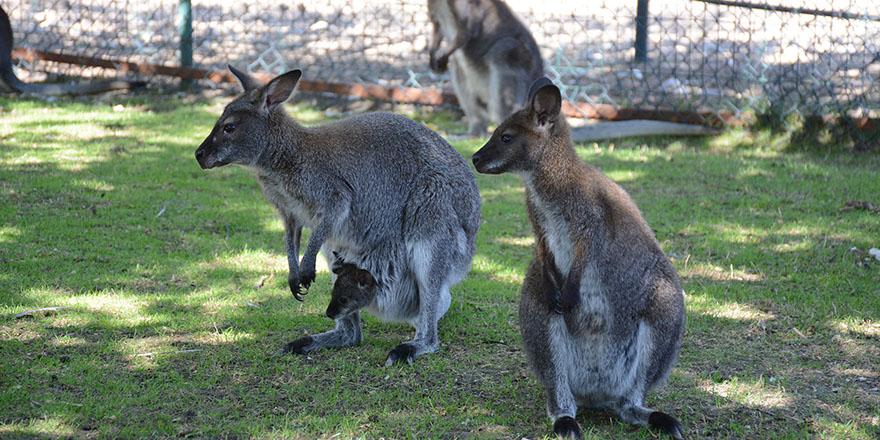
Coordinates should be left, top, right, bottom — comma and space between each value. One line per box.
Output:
472, 79, 685, 439
196, 68, 481, 366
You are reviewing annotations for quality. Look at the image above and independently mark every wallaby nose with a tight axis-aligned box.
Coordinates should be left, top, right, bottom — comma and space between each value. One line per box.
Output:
471, 151, 482, 166
195, 145, 211, 169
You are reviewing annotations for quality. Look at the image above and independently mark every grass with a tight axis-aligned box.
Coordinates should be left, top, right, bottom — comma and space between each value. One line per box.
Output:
0, 91, 878, 440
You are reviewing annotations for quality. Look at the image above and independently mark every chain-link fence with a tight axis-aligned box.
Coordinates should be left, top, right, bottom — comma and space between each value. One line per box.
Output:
5, 0, 880, 147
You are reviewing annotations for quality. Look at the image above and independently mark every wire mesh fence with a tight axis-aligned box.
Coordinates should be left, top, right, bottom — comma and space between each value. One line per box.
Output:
4, 0, 879, 148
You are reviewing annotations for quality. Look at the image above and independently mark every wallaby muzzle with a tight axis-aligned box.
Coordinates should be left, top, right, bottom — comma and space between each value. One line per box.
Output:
472, 143, 502, 175
325, 302, 343, 319
194, 136, 221, 169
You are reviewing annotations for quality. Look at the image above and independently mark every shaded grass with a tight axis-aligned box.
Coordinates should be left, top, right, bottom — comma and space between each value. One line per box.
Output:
1, 93, 878, 439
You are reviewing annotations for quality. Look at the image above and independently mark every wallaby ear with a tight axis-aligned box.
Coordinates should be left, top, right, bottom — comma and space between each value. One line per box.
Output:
528, 78, 562, 130
331, 253, 345, 274
261, 69, 302, 114
228, 65, 260, 93
354, 269, 375, 289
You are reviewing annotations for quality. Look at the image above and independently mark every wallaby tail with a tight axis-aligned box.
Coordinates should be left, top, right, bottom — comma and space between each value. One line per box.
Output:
570, 120, 720, 143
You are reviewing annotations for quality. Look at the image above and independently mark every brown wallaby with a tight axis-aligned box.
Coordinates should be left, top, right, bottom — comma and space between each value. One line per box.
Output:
195, 66, 481, 366
324, 252, 377, 321
428, 0, 544, 135
472, 78, 686, 439
0, 6, 144, 95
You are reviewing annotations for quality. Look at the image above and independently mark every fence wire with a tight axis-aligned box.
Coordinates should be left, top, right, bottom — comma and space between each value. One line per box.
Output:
5, 0, 879, 148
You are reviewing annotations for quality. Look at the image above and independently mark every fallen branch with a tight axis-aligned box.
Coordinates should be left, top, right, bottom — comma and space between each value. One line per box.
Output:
570, 120, 721, 142
9, 306, 71, 319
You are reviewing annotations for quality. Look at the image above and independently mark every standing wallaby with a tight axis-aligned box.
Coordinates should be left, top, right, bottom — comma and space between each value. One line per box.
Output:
1, 6, 144, 95
324, 253, 377, 321
428, 0, 544, 135
472, 78, 686, 439
195, 66, 481, 366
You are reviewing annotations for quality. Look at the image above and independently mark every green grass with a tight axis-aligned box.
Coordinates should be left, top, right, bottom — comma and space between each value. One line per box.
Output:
1, 92, 878, 440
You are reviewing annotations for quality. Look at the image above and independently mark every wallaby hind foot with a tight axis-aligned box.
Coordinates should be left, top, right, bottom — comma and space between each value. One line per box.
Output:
648, 411, 685, 440
552, 416, 582, 439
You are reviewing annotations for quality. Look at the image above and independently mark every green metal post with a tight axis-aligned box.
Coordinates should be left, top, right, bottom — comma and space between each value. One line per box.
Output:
178, 0, 193, 86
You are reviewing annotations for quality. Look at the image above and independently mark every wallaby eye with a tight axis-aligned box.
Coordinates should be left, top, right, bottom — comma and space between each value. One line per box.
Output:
501, 134, 512, 144
223, 123, 236, 134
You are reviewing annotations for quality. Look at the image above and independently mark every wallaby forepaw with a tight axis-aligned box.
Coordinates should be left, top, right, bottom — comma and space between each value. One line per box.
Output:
560, 279, 580, 311
299, 267, 316, 290
552, 416, 583, 439
429, 54, 449, 73
648, 411, 685, 440
275, 336, 314, 356
288, 275, 308, 301
384, 343, 417, 367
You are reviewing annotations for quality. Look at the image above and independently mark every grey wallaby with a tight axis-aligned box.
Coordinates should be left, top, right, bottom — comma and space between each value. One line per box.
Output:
472, 78, 687, 439
194, 66, 481, 366
428, 0, 716, 141
1, 6, 144, 95
428, 0, 544, 135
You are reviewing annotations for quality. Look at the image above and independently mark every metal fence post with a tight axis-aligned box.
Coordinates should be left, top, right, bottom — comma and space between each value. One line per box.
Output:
635, 0, 649, 61
178, 0, 193, 86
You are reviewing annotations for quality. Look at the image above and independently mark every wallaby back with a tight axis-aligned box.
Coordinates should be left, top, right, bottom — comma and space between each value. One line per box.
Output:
472, 79, 686, 439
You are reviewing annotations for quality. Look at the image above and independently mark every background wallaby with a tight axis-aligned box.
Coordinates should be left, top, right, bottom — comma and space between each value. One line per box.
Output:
0, 6, 144, 95
427, 0, 716, 141
324, 253, 377, 321
472, 78, 686, 439
195, 66, 481, 366
428, 0, 544, 135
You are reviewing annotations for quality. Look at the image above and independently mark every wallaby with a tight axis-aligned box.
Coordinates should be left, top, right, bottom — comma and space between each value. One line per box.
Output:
195, 66, 481, 366
0, 6, 144, 95
427, 0, 544, 135
427, 1, 716, 141
472, 78, 686, 439
324, 253, 377, 321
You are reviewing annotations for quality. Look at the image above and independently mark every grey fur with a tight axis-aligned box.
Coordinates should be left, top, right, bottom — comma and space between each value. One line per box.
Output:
428, 0, 544, 135
472, 79, 686, 439
195, 66, 481, 366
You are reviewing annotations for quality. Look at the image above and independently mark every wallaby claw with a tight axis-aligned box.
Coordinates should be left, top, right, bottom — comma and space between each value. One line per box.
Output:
290, 283, 307, 302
